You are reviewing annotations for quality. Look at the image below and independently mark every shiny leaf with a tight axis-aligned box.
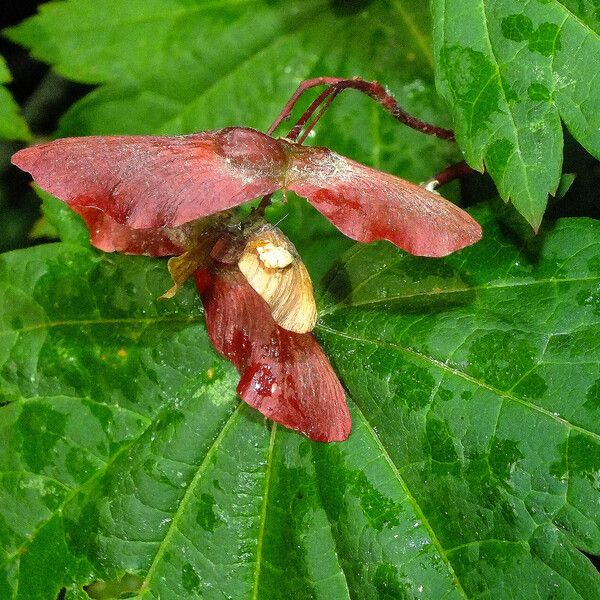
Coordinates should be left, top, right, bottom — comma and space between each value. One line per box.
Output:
0, 55, 29, 142
3, 1, 600, 598
432, 0, 600, 229
1, 206, 600, 598
316, 206, 600, 598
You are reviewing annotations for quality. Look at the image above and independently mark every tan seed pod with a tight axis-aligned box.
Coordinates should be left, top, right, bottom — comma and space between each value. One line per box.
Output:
160, 247, 204, 299
238, 225, 317, 333
160, 216, 228, 299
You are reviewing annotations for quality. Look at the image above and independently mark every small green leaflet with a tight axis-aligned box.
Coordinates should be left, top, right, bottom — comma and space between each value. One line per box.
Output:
432, 0, 600, 229
0, 205, 599, 599
0, 55, 29, 142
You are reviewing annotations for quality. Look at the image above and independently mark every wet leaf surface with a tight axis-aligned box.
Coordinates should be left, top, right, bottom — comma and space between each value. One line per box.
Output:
317, 206, 600, 598
432, 0, 600, 229
1, 205, 599, 599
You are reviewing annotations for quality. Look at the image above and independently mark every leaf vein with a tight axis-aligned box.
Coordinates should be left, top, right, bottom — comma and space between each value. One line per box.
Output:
317, 324, 600, 442
320, 275, 599, 314
352, 402, 470, 599
552, 0, 600, 41
251, 423, 277, 600
0, 315, 201, 337
140, 402, 244, 595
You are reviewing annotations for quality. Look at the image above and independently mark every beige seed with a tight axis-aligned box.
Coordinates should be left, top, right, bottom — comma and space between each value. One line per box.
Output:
256, 242, 294, 269
238, 225, 317, 333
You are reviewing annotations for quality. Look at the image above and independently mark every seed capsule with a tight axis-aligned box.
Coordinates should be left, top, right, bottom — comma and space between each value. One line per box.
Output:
238, 225, 317, 333
256, 242, 294, 269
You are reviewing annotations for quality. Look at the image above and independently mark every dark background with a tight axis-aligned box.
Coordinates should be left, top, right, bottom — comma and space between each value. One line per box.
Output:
0, 0, 90, 252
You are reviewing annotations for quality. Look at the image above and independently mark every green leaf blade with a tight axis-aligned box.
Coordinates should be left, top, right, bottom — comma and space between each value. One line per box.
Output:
432, 0, 600, 229
2, 213, 600, 598
0, 55, 30, 142
317, 208, 600, 598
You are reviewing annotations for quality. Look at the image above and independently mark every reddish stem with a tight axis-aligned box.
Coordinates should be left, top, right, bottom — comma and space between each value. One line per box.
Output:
297, 89, 339, 144
429, 160, 476, 188
268, 76, 454, 140
255, 193, 273, 216
260, 76, 458, 213
287, 87, 337, 141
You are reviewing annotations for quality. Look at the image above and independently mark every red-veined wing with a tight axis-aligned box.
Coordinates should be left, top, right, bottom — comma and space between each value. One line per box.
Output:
287, 146, 482, 257
12, 127, 287, 229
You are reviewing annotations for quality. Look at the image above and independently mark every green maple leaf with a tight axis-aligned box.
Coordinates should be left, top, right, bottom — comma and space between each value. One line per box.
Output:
0, 55, 29, 142
1, 206, 599, 599
431, 0, 600, 229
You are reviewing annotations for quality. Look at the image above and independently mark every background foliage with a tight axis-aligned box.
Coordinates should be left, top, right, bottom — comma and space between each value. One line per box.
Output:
1, 1, 599, 599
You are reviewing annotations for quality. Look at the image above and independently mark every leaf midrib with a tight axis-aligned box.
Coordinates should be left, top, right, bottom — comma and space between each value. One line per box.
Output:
553, 0, 600, 41
0, 315, 201, 337
479, 0, 537, 215
352, 401, 470, 600
320, 274, 599, 314
139, 402, 245, 596
316, 323, 600, 443
391, 0, 434, 67
251, 423, 277, 600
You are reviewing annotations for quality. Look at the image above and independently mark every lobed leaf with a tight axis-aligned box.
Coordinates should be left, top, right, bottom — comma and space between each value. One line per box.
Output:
0, 55, 29, 142
432, 0, 600, 229
1, 206, 599, 598
317, 206, 600, 598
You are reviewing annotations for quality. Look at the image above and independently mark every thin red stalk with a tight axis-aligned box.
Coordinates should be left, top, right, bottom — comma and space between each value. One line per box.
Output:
287, 87, 337, 141
430, 160, 476, 188
255, 193, 273, 216
297, 89, 339, 144
259, 86, 336, 212
267, 76, 454, 140
260, 76, 458, 214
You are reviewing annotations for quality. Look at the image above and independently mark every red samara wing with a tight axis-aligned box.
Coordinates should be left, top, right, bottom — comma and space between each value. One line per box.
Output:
195, 266, 350, 442
73, 206, 195, 256
286, 145, 482, 257
12, 127, 287, 230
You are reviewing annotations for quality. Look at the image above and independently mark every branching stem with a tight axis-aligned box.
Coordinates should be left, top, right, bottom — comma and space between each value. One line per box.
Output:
267, 76, 454, 140
296, 88, 339, 144
260, 76, 460, 213
287, 87, 337, 141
